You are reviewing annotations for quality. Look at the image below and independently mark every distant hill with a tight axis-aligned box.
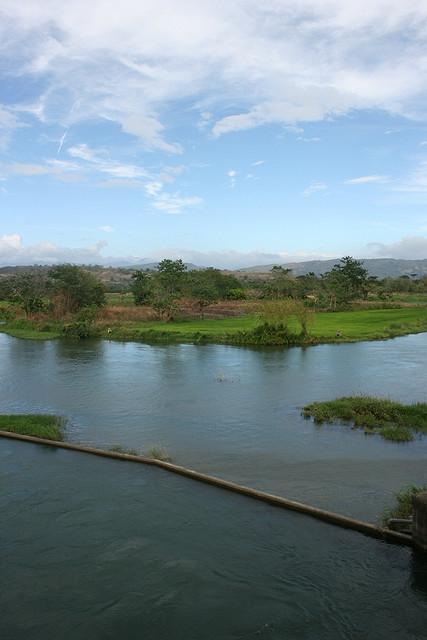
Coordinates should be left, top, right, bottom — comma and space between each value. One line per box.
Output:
119, 262, 201, 271
1, 258, 427, 285
237, 258, 427, 278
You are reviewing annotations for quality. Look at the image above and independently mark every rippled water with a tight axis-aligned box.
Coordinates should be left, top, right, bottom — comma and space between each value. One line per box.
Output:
1, 439, 426, 640
0, 332, 426, 520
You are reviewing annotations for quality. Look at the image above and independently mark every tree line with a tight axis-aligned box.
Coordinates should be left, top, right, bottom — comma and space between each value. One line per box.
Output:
1, 257, 426, 323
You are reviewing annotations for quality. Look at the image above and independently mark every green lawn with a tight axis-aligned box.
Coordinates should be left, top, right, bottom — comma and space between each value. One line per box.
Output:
1, 307, 427, 345
0, 414, 64, 440
104, 307, 427, 342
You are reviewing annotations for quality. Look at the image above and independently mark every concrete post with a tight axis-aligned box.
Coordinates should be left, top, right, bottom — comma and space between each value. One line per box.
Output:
412, 492, 427, 552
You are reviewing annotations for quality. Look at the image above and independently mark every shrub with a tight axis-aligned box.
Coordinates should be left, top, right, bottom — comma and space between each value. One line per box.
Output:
382, 485, 427, 525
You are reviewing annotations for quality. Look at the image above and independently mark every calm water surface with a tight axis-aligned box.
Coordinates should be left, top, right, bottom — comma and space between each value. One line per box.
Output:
0, 332, 426, 519
1, 439, 427, 640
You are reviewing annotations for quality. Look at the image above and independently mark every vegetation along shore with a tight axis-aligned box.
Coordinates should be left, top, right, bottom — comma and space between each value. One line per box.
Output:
1, 257, 426, 346
303, 396, 427, 442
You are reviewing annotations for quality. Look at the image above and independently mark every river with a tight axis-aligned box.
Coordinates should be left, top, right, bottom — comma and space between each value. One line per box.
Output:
1, 333, 427, 638
1, 332, 426, 520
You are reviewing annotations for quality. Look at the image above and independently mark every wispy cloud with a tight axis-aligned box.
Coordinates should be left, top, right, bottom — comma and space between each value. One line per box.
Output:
98, 225, 115, 233
1, 160, 84, 182
393, 160, 427, 193
303, 181, 327, 197
227, 169, 237, 188
151, 193, 203, 215
0, 106, 24, 150
2, 3, 427, 148
345, 175, 390, 184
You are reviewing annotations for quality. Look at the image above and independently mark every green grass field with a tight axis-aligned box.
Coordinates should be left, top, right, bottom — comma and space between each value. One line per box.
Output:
1, 307, 427, 345
101, 307, 427, 344
0, 414, 64, 440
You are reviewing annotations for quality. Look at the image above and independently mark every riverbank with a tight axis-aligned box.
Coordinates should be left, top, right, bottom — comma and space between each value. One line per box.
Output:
1, 307, 427, 345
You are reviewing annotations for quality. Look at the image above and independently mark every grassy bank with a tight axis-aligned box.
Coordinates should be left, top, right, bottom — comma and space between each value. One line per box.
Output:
0, 414, 64, 440
1, 307, 427, 345
303, 396, 427, 442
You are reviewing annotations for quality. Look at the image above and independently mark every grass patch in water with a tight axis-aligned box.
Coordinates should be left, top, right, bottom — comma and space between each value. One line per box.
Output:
0, 414, 64, 440
303, 396, 427, 442
108, 444, 140, 456
382, 484, 427, 525
146, 445, 172, 462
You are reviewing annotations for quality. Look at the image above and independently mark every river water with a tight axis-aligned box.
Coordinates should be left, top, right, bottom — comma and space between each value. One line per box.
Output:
1, 332, 426, 520
1, 333, 427, 638
1, 438, 427, 640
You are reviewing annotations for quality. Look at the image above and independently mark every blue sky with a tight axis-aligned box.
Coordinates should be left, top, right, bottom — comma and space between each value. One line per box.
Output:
1, 1, 427, 268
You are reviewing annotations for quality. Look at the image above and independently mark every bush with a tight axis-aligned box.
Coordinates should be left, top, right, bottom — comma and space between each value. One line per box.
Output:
225, 288, 246, 300
234, 322, 300, 345
382, 485, 427, 525
63, 306, 98, 339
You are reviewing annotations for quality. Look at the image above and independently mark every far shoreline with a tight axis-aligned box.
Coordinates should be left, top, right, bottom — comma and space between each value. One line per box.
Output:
1, 306, 427, 347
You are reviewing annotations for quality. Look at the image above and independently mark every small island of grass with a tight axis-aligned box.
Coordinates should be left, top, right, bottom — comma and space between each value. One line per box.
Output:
303, 396, 427, 442
0, 415, 64, 441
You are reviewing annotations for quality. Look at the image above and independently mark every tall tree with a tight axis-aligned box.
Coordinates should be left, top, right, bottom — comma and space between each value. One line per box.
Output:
157, 259, 187, 296
130, 270, 152, 305
6, 272, 49, 315
323, 256, 369, 307
187, 270, 219, 318
49, 265, 105, 313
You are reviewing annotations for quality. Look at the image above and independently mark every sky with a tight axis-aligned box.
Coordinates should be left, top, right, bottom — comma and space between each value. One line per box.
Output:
1, 0, 427, 268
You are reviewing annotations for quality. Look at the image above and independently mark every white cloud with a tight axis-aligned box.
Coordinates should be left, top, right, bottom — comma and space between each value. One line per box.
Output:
0, 106, 24, 149
394, 159, 427, 192
297, 136, 321, 143
227, 169, 237, 188
151, 193, 203, 215
145, 181, 163, 197
2, 2, 427, 146
144, 248, 335, 269
0, 234, 109, 266
1, 143, 201, 213
67, 144, 148, 179
303, 181, 327, 197
0, 235, 333, 268
346, 175, 390, 184
251, 160, 265, 166
99, 225, 115, 233
367, 236, 427, 259
1, 160, 84, 182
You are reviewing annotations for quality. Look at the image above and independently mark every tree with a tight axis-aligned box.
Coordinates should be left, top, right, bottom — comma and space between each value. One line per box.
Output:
199, 268, 242, 299
263, 266, 296, 299
7, 272, 49, 315
130, 270, 152, 305
187, 271, 219, 318
323, 256, 369, 307
49, 265, 105, 313
157, 259, 187, 296
150, 290, 179, 322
